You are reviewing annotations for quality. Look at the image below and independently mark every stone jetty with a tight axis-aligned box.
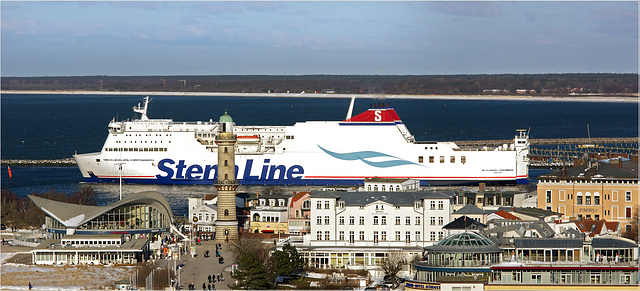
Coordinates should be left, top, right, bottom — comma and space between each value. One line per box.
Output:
1, 158, 76, 167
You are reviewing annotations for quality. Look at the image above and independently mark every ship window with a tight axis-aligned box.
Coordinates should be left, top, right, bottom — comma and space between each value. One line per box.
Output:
461, 156, 466, 164
419, 156, 423, 163
450, 156, 455, 163
440, 156, 444, 163
429, 156, 434, 163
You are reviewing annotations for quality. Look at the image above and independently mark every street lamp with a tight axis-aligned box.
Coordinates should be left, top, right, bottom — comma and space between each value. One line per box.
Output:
115, 163, 125, 200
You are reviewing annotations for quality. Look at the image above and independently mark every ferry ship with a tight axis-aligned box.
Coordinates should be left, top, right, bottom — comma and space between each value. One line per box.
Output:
74, 97, 529, 186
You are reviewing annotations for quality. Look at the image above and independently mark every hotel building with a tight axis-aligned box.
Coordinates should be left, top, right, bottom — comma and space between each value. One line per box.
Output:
291, 190, 453, 275
537, 158, 638, 232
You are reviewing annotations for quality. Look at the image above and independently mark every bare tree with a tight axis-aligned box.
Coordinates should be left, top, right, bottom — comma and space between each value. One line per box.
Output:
408, 253, 422, 278
228, 234, 271, 262
380, 252, 407, 288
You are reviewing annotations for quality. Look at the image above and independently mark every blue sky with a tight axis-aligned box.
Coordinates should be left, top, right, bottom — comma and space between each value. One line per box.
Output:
2, 1, 637, 76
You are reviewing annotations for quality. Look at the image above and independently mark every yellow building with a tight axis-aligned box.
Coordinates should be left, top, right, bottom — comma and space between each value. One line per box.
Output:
537, 158, 638, 233
248, 194, 290, 234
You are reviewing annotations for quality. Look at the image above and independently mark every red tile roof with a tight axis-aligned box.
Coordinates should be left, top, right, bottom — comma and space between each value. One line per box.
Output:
574, 219, 617, 237
493, 210, 521, 220
290, 191, 310, 207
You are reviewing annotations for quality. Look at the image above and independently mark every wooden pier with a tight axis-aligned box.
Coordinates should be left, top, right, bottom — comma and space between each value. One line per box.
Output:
454, 137, 638, 168
454, 137, 638, 147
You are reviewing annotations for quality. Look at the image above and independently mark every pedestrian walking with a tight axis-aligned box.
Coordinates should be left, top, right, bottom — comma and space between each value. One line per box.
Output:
202, 283, 206, 290
28, 282, 32, 290
208, 275, 211, 283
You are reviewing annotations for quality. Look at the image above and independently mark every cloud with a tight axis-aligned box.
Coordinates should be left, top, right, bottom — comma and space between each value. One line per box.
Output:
425, 2, 503, 17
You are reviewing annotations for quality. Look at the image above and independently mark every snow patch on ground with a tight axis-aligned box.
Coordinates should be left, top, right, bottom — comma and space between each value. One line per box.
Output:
0, 263, 136, 290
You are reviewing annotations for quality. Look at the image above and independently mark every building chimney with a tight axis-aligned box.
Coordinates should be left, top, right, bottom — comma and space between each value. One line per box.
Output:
610, 158, 622, 168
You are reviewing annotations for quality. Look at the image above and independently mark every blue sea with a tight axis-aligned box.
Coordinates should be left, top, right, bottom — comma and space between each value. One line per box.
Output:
1, 94, 638, 215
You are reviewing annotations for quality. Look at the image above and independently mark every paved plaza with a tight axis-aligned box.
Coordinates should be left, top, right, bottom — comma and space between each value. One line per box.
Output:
178, 238, 234, 290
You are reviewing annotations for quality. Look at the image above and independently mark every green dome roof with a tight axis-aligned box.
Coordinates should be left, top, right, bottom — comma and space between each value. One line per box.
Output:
437, 232, 495, 247
219, 111, 233, 123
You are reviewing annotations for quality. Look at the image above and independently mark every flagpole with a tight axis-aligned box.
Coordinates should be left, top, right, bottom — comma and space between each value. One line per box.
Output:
464, 215, 467, 232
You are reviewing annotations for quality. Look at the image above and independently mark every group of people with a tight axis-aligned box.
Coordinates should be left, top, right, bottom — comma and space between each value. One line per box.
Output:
595, 252, 619, 264
186, 243, 226, 290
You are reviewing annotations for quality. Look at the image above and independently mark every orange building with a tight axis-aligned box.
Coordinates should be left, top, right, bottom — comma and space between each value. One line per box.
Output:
537, 158, 638, 233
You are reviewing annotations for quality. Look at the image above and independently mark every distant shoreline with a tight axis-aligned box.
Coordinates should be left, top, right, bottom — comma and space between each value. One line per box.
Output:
2, 90, 638, 103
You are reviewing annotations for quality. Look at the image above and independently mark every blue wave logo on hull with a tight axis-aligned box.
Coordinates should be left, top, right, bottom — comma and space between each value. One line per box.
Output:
317, 145, 424, 168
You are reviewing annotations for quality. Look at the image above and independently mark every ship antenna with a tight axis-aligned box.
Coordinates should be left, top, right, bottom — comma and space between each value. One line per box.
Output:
133, 96, 151, 121
346, 96, 356, 120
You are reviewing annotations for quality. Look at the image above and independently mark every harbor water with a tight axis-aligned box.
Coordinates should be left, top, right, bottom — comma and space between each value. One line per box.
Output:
1, 94, 637, 215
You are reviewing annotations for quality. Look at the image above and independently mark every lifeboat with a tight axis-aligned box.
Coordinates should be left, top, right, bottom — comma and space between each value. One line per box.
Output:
237, 135, 260, 143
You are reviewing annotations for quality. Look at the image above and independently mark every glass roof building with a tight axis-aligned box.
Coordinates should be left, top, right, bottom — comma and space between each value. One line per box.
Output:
30, 191, 174, 239
406, 231, 501, 290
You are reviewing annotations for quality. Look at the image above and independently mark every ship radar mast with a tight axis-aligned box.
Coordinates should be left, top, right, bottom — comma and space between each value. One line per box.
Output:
133, 96, 151, 121
345, 96, 356, 120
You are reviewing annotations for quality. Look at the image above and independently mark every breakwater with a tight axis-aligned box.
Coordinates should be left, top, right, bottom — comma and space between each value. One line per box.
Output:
1, 158, 76, 167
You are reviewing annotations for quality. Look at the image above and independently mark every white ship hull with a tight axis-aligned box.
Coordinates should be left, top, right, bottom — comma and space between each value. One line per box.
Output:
74, 97, 529, 186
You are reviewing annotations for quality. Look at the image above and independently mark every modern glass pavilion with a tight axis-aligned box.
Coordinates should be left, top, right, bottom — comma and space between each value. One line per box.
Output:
409, 231, 501, 286
29, 191, 176, 265
30, 191, 174, 239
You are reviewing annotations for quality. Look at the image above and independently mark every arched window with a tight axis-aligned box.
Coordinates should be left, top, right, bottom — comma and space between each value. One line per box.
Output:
224, 160, 228, 166
224, 174, 229, 180
224, 147, 228, 153
224, 209, 229, 216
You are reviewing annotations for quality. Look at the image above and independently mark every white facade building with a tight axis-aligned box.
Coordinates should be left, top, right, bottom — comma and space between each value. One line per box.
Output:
187, 194, 247, 233
187, 195, 217, 232
360, 178, 421, 192
291, 190, 453, 274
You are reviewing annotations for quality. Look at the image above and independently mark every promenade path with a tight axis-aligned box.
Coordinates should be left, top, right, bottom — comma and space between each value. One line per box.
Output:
178, 239, 235, 290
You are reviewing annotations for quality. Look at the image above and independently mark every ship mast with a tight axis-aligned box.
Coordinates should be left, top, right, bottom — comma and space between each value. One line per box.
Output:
345, 96, 356, 120
133, 96, 151, 121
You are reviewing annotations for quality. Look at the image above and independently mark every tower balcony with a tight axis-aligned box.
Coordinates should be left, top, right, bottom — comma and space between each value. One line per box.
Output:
213, 179, 239, 186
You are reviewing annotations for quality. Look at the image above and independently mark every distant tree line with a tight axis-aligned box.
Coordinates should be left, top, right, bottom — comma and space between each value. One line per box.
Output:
2, 73, 637, 96
0, 187, 97, 229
